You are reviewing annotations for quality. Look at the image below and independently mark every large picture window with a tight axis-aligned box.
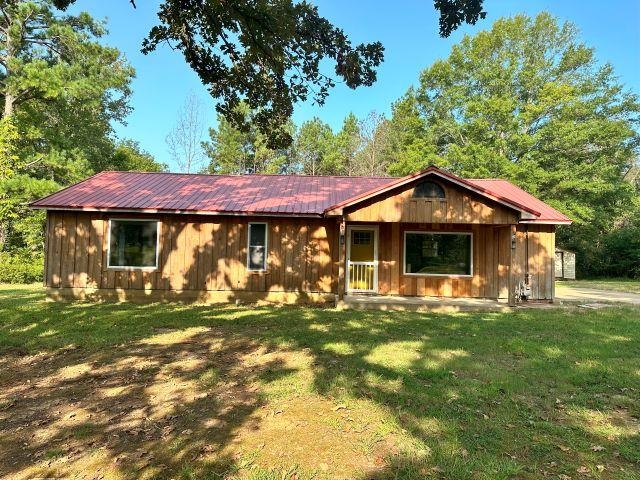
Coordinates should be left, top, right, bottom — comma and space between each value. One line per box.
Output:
108, 219, 159, 269
248, 222, 268, 271
404, 232, 472, 276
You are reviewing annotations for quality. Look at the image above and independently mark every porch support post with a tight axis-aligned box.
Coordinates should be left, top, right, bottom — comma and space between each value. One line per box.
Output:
508, 224, 517, 307
337, 216, 347, 300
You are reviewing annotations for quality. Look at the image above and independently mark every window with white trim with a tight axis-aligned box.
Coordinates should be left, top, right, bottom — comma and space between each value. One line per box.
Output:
248, 222, 267, 271
404, 232, 472, 276
108, 219, 159, 268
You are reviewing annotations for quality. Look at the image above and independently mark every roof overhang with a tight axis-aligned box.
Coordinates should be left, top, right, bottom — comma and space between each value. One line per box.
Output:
323, 166, 541, 219
519, 220, 572, 225
32, 206, 324, 218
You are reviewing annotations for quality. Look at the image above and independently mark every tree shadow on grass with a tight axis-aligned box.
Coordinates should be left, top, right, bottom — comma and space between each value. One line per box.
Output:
0, 293, 639, 478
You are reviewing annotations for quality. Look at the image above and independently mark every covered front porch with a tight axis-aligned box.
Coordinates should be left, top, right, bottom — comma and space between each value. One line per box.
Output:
339, 221, 518, 303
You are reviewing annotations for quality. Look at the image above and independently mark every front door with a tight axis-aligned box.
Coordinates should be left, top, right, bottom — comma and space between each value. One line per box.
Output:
346, 226, 378, 293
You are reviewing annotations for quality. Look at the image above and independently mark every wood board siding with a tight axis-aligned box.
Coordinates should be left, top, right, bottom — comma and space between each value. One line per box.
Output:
373, 223, 554, 300
45, 212, 338, 296
376, 223, 508, 298
44, 213, 555, 302
513, 225, 555, 300
344, 181, 518, 225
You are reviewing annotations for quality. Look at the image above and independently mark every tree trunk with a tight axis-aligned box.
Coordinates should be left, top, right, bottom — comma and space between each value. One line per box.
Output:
2, 17, 14, 119
3, 92, 14, 118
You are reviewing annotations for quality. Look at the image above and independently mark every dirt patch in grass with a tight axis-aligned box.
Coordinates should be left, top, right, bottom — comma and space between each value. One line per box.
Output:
0, 325, 395, 479
1, 284, 639, 479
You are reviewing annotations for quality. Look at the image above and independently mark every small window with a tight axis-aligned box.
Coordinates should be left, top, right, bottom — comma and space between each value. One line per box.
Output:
108, 219, 159, 269
404, 232, 472, 276
248, 222, 268, 271
352, 231, 372, 245
412, 181, 445, 199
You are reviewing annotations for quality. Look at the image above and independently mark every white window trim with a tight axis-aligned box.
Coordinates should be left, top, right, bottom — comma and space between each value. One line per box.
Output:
107, 218, 161, 271
247, 222, 268, 272
403, 230, 473, 278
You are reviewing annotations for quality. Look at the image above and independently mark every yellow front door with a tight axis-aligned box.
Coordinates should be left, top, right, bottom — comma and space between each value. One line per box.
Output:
348, 228, 377, 292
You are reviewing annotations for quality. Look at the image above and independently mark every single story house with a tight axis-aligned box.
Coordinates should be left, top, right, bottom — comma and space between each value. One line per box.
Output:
31, 166, 571, 306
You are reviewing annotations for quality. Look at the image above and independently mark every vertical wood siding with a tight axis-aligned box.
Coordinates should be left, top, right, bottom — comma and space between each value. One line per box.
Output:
45, 212, 338, 295
377, 223, 553, 300
513, 225, 555, 300
45, 212, 554, 300
344, 182, 518, 224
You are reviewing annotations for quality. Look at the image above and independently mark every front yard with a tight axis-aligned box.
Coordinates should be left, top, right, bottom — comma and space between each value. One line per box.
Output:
0, 284, 638, 479
560, 279, 640, 295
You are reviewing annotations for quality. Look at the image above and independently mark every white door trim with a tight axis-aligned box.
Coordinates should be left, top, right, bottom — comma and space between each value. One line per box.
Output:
346, 225, 379, 294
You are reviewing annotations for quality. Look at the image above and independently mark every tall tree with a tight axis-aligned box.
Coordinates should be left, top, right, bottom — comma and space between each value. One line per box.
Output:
331, 113, 361, 176
0, 1, 135, 280
387, 13, 640, 276
166, 93, 207, 173
204, 104, 294, 174
111, 140, 166, 172
386, 89, 440, 176
295, 118, 335, 175
354, 111, 392, 176
51, 0, 488, 146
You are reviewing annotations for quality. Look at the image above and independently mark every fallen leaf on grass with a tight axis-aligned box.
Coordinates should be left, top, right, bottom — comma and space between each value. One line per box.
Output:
590, 445, 605, 452
596, 465, 605, 472
558, 445, 571, 452
576, 465, 590, 474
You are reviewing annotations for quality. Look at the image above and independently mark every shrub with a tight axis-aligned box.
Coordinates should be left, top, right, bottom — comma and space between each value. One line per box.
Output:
0, 251, 43, 283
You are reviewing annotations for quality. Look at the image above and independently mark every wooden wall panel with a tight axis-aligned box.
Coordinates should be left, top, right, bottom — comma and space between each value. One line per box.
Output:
345, 181, 518, 225
372, 223, 520, 299
44, 210, 555, 301
45, 212, 340, 296
512, 225, 555, 300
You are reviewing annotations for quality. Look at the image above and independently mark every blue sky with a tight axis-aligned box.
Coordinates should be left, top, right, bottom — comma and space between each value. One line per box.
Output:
69, 1, 640, 171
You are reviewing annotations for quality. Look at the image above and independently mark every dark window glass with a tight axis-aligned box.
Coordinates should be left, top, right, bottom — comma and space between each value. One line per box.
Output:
412, 181, 446, 199
109, 220, 158, 268
248, 223, 267, 271
404, 233, 471, 275
352, 231, 372, 245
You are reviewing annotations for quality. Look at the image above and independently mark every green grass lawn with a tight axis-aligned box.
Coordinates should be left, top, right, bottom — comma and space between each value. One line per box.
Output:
0, 284, 639, 479
560, 278, 640, 294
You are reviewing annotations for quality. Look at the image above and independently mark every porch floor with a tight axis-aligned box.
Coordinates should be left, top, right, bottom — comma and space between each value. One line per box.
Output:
338, 294, 511, 313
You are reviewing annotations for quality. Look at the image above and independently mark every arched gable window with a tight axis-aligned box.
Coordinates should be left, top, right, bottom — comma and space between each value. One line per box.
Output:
412, 181, 445, 199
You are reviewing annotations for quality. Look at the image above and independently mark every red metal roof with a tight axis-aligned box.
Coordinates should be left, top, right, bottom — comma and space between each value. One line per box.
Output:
30, 169, 571, 223
30, 171, 391, 216
466, 179, 571, 223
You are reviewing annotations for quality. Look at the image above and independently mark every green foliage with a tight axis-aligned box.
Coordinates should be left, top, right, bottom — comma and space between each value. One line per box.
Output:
294, 117, 336, 175
0, 1, 140, 278
0, 251, 43, 283
140, 0, 384, 149
0, 174, 58, 252
51, 0, 488, 148
0, 117, 20, 178
204, 104, 295, 174
600, 210, 640, 278
385, 13, 640, 277
110, 140, 166, 172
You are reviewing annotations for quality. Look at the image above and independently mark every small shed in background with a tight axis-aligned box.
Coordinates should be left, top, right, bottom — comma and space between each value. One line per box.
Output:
555, 248, 576, 280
